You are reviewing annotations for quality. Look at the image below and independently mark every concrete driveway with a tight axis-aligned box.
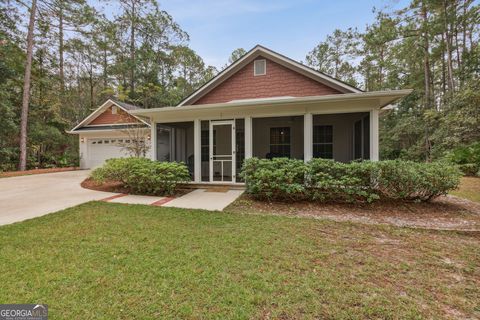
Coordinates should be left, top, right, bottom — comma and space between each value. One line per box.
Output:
0, 170, 117, 226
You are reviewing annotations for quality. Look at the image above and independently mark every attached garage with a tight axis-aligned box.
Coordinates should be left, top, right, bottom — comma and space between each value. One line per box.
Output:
68, 100, 152, 169
86, 138, 132, 169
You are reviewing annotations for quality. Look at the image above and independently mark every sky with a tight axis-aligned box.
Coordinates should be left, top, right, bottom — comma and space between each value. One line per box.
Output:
158, 0, 409, 69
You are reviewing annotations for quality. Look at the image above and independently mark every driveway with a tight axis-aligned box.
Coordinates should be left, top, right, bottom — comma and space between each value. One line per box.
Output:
0, 170, 117, 226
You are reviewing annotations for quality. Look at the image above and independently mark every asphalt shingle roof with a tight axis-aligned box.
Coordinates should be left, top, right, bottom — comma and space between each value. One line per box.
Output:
111, 99, 143, 110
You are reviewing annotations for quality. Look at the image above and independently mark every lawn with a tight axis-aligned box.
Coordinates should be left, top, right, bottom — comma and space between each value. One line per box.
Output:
451, 176, 480, 203
0, 202, 479, 319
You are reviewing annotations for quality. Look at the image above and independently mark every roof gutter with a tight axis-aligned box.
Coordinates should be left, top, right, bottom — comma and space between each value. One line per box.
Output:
131, 89, 413, 116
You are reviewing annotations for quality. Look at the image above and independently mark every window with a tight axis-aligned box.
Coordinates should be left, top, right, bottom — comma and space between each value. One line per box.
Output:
111, 106, 117, 114
313, 125, 333, 159
270, 127, 290, 158
254, 59, 266, 76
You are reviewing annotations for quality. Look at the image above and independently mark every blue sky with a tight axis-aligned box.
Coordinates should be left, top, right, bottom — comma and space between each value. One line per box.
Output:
159, 0, 409, 68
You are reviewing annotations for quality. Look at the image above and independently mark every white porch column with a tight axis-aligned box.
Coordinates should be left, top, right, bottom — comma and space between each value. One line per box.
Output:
150, 122, 156, 161
244, 116, 253, 159
304, 113, 313, 162
194, 119, 201, 182
369, 109, 379, 161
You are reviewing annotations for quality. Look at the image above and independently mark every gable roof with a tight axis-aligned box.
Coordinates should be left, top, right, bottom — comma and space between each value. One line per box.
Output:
111, 99, 142, 111
177, 45, 362, 107
68, 99, 149, 133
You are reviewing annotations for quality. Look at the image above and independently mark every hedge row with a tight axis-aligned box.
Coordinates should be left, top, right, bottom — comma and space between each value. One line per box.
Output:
91, 157, 190, 196
242, 158, 461, 202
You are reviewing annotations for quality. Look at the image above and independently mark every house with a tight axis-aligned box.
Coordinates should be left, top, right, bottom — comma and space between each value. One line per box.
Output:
70, 45, 412, 182
68, 99, 151, 169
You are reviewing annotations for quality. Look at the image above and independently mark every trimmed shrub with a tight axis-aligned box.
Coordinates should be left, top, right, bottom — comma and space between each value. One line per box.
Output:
307, 159, 378, 203
242, 157, 462, 202
373, 160, 461, 201
90, 157, 190, 196
241, 157, 307, 200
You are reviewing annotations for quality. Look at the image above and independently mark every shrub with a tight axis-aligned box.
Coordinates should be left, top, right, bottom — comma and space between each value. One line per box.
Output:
241, 157, 307, 200
90, 157, 190, 196
444, 142, 480, 176
457, 163, 480, 176
242, 157, 462, 202
307, 159, 378, 203
373, 160, 461, 201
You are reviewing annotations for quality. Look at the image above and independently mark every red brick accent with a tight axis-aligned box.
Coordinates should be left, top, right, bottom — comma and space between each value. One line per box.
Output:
151, 197, 175, 206
101, 193, 128, 202
193, 57, 341, 105
89, 106, 140, 125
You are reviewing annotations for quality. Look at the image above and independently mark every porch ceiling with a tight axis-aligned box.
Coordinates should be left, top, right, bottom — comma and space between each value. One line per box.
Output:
131, 89, 413, 122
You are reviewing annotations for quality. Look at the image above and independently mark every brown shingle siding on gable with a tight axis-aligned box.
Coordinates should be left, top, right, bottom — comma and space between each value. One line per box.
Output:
193, 57, 341, 105
89, 106, 140, 125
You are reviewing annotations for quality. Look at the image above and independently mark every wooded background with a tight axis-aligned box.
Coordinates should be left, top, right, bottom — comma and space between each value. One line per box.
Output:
0, 0, 478, 171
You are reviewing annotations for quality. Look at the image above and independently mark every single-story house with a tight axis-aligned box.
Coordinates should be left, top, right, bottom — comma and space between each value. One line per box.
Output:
70, 45, 412, 183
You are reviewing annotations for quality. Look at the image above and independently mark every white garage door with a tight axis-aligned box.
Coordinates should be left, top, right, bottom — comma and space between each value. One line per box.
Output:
87, 138, 131, 168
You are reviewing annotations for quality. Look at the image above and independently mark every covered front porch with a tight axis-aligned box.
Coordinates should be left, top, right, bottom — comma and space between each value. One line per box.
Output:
131, 90, 412, 184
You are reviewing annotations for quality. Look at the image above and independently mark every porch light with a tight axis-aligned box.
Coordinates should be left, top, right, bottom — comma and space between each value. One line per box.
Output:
80, 137, 85, 143
147, 134, 151, 140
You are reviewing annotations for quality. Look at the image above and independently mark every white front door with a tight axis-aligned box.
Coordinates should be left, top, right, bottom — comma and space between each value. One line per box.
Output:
209, 120, 236, 182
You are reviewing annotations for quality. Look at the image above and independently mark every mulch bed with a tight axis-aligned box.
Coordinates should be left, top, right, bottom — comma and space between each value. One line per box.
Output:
226, 194, 480, 232
81, 178, 192, 197
0, 167, 80, 178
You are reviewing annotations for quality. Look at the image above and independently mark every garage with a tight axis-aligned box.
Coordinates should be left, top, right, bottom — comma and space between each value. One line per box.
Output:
86, 138, 132, 168
68, 99, 151, 169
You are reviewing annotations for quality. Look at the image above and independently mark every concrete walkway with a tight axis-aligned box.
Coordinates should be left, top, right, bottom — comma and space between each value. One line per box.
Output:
0, 170, 244, 226
102, 189, 244, 211
0, 170, 116, 226
163, 189, 244, 211
107, 194, 168, 205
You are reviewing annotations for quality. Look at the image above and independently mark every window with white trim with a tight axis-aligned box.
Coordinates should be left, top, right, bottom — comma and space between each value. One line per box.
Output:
254, 59, 266, 76
313, 125, 333, 159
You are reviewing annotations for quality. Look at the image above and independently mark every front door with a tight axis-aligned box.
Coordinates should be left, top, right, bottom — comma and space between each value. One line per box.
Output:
210, 120, 235, 182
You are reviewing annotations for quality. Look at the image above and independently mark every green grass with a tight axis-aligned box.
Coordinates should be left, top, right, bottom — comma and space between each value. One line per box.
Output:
0, 202, 479, 319
451, 176, 480, 203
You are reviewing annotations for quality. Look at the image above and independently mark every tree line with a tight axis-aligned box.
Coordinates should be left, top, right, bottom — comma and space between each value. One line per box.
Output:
1, 0, 216, 170
0, 0, 478, 171
305, 0, 479, 161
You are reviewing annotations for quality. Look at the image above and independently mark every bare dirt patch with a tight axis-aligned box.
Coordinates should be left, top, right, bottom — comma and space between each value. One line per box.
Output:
0, 167, 79, 178
226, 194, 480, 231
